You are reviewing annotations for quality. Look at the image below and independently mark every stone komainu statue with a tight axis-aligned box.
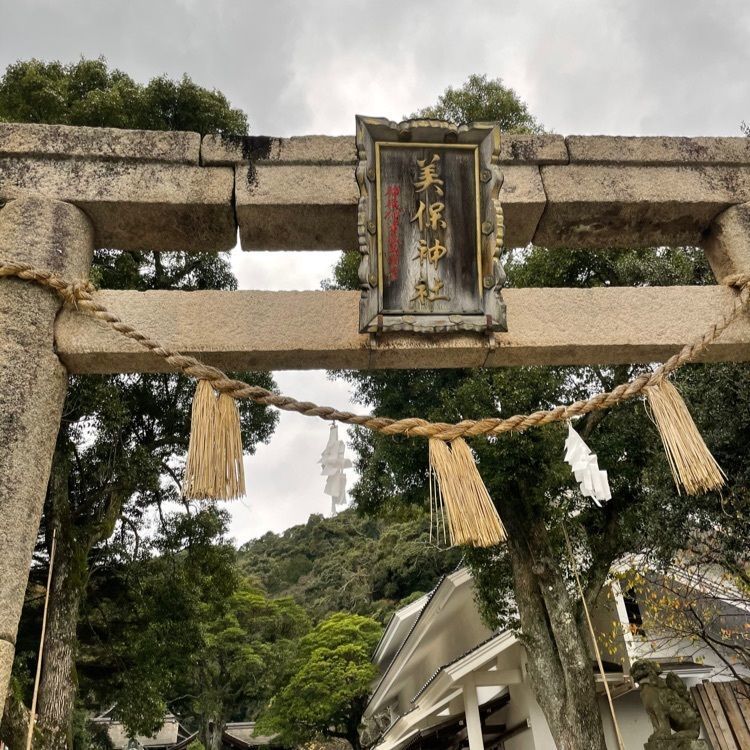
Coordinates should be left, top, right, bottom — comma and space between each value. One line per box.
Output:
631, 660, 707, 748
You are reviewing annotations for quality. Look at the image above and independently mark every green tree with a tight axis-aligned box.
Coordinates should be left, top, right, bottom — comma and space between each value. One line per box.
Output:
187, 582, 310, 750
0, 58, 246, 132
410, 73, 543, 131
0, 57, 274, 750
331, 76, 750, 750
237, 509, 461, 621
79, 508, 241, 737
256, 613, 382, 750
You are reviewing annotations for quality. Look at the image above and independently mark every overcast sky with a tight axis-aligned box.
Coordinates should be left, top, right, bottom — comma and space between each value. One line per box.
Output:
3, 0, 750, 544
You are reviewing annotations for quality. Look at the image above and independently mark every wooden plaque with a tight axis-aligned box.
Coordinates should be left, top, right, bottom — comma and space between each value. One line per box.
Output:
356, 116, 506, 334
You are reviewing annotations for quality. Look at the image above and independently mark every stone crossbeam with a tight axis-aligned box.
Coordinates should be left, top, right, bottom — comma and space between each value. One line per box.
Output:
55, 285, 750, 373
0, 123, 234, 252
5, 123, 750, 252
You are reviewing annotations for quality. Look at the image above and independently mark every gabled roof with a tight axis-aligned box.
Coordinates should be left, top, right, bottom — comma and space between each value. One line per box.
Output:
614, 554, 750, 614
410, 632, 504, 703
365, 567, 475, 718
373, 589, 434, 668
374, 631, 518, 750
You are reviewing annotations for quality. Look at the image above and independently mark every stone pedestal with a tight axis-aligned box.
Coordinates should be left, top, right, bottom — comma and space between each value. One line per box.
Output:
0, 196, 93, 721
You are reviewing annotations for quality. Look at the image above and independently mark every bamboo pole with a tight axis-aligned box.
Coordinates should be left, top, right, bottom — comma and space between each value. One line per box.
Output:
562, 524, 626, 750
26, 529, 57, 750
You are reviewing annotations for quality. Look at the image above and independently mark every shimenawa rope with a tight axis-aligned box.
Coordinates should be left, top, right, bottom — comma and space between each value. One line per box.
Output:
2, 259, 749, 441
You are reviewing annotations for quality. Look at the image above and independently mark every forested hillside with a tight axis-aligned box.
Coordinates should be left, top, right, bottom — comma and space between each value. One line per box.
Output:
237, 509, 462, 622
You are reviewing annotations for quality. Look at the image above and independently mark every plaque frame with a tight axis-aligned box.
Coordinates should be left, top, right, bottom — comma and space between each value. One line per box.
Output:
356, 116, 507, 334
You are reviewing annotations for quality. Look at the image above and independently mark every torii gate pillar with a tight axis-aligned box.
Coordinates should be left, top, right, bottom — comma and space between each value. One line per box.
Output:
0, 197, 93, 722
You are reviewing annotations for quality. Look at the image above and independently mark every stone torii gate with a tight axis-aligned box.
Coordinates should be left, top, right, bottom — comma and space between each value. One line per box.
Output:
2, 122, 750, 716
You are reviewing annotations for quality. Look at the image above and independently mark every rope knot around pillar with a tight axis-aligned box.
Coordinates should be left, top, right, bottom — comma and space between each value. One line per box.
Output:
60, 279, 96, 308
723, 272, 750, 290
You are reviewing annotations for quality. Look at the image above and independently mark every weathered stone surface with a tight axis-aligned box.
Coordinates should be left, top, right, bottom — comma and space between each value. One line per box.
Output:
0, 640, 12, 716
703, 202, 750, 282
201, 134, 356, 166
6, 124, 750, 253
54, 285, 750, 373
499, 166, 547, 247
498, 134, 568, 165
535, 164, 750, 248
644, 738, 708, 750
567, 135, 750, 166
0, 197, 93, 722
0, 158, 235, 252
487, 286, 750, 366
0, 122, 200, 164
203, 133, 568, 167
236, 164, 544, 250
236, 164, 358, 250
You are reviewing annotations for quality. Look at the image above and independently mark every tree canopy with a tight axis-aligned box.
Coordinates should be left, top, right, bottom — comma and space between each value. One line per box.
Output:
186, 580, 310, 750
0, 57, 247, 133
409, 73, 543, 132
255, 613, 382, 750
237, 509, 461, 621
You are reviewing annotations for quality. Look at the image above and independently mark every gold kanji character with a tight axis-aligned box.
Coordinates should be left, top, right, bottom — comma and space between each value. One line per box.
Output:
427, 278, 449, 302
411, 201, 426, 230
411, 281, 429, 305
427, 278, 450, 302
413, 238, 447, 267
413, 154, 444, 196
412, 201, 447, 231
411, 278, 450, 306
428, 202, 446, 230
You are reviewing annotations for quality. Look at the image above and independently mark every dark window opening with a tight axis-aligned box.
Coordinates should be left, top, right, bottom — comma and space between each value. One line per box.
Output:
623, 588, 645, 636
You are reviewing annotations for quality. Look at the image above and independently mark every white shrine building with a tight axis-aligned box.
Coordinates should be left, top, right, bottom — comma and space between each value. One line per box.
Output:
362, 566, 750, 750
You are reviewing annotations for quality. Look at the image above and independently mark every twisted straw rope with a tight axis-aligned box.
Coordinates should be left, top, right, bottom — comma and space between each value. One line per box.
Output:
2, 259, 749, 441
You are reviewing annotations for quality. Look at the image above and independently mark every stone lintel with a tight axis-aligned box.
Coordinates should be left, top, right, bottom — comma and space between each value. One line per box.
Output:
498, 134, 568, 165
55, 285, 750, 374
535, 164, 750, 248
0, 158, 235, 252
236, 164, 544, 250
0, 122, 200, 164
201, 133, 569, 166
567, 135, 750, 166
201, 134, 357, 166
4, 124, 750, 253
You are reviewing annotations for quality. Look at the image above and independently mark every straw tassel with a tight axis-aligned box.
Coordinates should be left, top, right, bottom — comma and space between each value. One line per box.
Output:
428, 438, 506, 547
215, 392, 246, 499
184, 380, 246, 500
645, 378, 725, 496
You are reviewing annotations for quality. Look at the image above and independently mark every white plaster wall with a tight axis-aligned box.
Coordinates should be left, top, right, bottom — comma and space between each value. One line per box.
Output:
495, 686, 655, 750
600, 692, 652, 750
503, 680, 556, 750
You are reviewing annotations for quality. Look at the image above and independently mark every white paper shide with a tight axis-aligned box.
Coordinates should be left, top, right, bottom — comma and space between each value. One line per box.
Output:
564, 423, 611, 505
319, 424, 352, 512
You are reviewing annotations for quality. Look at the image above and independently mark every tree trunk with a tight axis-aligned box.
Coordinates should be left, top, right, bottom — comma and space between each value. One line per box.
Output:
344, 697, 364, 750
503, 510, 609, 750
345, 722, 362, 750
35, 537, 87, 750
35, 454, 88, 750
201, 713, 226, 750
